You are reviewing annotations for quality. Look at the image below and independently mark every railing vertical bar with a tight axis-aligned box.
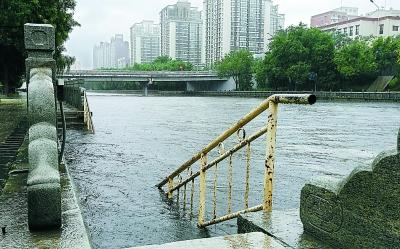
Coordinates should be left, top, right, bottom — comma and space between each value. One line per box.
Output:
190, 171, 194, 218
183, 170, 188, 210
228, 153, 233, 214
177, 175, 181, 203
212, 163, 218, 219
244, 142, 251, 209
263, 102, 278, 212
198, 154, 207, 226
168, 178, 173, 199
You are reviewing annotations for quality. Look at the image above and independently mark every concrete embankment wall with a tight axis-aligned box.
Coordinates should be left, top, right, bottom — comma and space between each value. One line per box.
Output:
184, 91, 400, 102
86, 90, 400, 102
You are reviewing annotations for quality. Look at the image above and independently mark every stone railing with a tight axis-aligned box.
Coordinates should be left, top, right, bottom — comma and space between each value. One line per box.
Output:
300, 128, 400, 248
24, 23, 61, 229
64, 85, 85, 111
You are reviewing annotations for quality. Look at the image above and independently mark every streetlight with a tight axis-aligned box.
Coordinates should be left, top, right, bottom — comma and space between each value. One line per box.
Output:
370, 0, 381, 35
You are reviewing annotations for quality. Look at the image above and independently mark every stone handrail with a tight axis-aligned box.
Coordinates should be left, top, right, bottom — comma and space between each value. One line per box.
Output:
24, 23, 61, 230
300, 128, 400, 248
64, 85, 85, 111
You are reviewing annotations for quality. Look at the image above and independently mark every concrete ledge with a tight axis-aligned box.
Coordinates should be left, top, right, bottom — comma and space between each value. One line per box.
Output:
127, 232, 285, 249
237, 210, 333, 249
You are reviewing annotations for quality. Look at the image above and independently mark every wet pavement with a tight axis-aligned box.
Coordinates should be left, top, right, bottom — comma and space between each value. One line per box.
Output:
0, 143, 91, 249
65, 94, 400, 249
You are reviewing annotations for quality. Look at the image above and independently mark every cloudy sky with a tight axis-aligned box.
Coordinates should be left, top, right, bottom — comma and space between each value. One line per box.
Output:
65, 0, 400, 69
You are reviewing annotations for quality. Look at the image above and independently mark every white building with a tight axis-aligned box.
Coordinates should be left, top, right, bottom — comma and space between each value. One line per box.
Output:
93, 35, 129, 69
320, 14, 400, 38
270, 5, 285, 38
110, 34, 130, 68
160, 0, 203, 66
203, 0, 284, 66
93, 42, 111, 69
130, 21, 161, 64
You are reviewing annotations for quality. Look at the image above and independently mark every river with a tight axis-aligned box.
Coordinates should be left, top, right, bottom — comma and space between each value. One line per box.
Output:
65, 93, 400, 249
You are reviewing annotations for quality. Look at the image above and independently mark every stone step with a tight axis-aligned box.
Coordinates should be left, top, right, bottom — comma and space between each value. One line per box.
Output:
126, 232, 286, 249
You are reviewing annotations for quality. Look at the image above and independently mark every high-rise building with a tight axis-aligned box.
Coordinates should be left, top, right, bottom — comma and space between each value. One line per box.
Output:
130, 21, 161, 65
270, 4, 285, 36
160, 0, 203, 66
110, 34, 130, 68
203, 0, 284, 66
93, 35, 129, 69
93, 42, 111, 69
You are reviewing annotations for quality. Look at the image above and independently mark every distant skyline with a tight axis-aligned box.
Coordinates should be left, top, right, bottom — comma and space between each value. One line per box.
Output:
65, 0, 400, 69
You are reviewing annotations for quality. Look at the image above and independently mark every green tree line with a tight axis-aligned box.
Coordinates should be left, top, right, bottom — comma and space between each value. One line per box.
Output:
125, 56, 193, 71
217, 25, 400, 91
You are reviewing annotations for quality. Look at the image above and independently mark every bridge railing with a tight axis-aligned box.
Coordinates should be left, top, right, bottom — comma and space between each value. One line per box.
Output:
157, 94, 316, 228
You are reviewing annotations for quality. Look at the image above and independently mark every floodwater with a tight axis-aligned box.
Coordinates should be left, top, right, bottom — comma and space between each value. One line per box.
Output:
65, 94, 400, 249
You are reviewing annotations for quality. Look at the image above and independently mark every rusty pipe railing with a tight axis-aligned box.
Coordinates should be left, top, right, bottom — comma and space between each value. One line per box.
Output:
157, 94, 316, 188
157, 94, 316, 228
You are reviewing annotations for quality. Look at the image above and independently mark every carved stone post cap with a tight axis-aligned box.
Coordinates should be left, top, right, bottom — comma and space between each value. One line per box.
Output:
24, 23, 55, 51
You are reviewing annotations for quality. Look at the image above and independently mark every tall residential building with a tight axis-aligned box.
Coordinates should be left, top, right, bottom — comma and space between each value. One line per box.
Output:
270, 4, 285, 36
160, 0, 203, 66
93, 42, 111, 69
92, 34, 129, 69
311, 7, 359, 28
110, 34, 130, 68
130, 21, 161, 65
204, 0, 284, 66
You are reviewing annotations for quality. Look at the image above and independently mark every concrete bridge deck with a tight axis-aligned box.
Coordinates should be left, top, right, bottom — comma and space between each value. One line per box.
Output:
60, 70, 229, 82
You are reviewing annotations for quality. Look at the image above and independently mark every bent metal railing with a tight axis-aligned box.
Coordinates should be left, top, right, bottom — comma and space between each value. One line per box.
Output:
157, 94, 317, 228
83, 91, 94, 133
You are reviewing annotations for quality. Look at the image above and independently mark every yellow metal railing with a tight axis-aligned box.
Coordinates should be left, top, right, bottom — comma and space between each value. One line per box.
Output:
157, 94, 316, 228
83, 91, 95, 133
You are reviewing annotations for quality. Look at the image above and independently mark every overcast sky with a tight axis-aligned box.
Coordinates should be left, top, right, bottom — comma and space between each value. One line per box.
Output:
65, 0, 400, 69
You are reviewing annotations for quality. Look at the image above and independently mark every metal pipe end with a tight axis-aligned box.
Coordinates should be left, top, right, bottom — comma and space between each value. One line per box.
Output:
308, 95, 317, 105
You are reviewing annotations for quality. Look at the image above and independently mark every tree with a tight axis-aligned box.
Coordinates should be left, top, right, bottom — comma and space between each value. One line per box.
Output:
0, 0, 79, 94
264, 25, 337, 91
126, 56, 193, 71
334, 40, 377, 80
216, 49, 254, 90
372, 37, 400, 75
253, 59, 267, 89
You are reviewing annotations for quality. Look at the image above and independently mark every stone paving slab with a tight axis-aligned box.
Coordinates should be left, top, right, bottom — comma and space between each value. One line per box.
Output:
237, 210, 333, 249
0, 145, 91, 249
127, 232, 286, 249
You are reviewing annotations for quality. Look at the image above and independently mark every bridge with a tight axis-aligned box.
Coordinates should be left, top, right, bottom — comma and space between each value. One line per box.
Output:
59, 70, 235, 94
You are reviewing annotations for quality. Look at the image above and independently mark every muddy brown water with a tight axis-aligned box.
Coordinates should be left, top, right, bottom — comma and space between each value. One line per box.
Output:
65, 93, 400, 249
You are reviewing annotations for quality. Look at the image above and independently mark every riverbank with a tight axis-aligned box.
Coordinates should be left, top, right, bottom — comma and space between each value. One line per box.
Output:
87, 90, 400, 102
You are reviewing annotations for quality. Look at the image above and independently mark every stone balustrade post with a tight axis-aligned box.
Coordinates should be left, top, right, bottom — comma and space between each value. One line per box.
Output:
24, 23, 61, 230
